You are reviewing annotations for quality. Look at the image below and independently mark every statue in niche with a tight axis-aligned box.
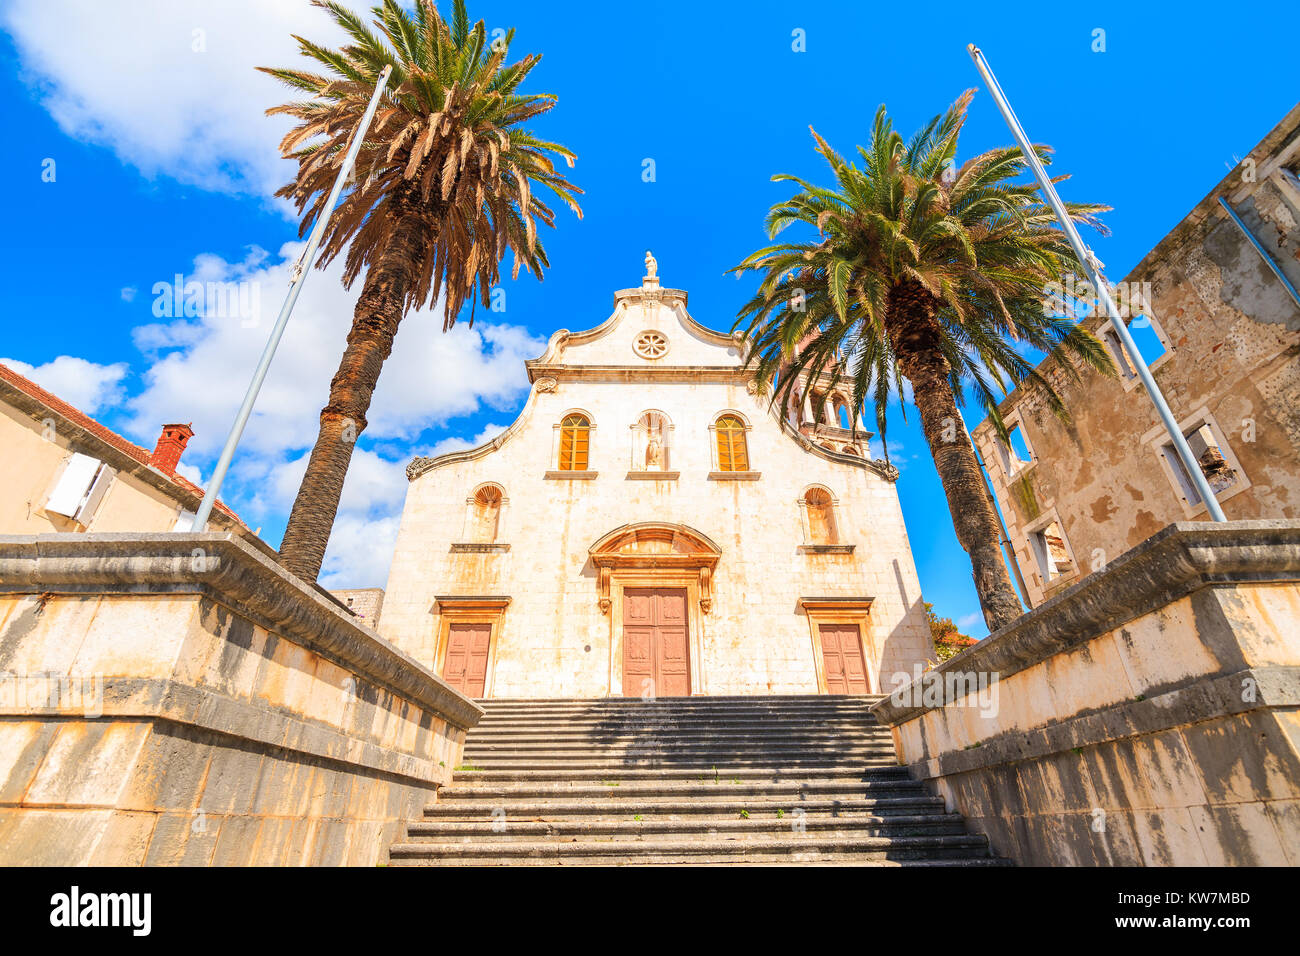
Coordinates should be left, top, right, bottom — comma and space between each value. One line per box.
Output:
645, 430, 664, 470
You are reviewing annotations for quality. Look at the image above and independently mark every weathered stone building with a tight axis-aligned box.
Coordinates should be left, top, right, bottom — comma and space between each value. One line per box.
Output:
379, 258, 934, 698
973, 105, 1300, 608
331, 587, 385, 628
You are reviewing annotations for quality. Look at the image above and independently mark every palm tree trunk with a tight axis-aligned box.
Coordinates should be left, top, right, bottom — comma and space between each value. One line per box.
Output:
279, 203, 429, 582
889, 287, 1023, 634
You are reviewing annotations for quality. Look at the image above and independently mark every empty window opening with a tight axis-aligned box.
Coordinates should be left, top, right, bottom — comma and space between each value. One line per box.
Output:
785, 387, 804, 428
1127, 317, 1168, 365
810, 390, 829, 425
1000, 422, 1032, 473
1161, 423, 1239, 506
1030, 521, 1074, 584
1101, 327, 1137, 380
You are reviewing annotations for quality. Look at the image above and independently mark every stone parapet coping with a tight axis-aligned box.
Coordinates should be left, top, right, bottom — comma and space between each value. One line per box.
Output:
0, 532, 484, 731
872, 520, 1300, 727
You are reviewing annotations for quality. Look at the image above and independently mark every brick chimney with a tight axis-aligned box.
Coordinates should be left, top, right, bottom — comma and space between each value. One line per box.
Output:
150, 423, 194, 475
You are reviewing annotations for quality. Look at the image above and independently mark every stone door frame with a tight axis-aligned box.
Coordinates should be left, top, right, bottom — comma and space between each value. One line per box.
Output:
798, 597, 876, 694
607, 572, 703, 697
589, 522, 721, 698
433, 595, 511, 699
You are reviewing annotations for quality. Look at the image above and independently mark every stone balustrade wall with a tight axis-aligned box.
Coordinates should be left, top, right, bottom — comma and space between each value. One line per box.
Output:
0, 533, 483, 866
871, 521, 1300, 866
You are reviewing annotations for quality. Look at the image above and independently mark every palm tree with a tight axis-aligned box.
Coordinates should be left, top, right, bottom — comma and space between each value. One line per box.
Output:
731, 91, 1113, 633
262, 0, 581, 581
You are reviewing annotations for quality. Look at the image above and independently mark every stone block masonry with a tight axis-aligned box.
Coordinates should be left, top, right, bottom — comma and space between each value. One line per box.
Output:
871, 520, 1300, 866
0, 533, 482, 866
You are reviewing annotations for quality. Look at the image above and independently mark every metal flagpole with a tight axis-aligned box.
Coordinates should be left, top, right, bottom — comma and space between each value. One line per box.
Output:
192, 65, 393, 531
967, 45, 1226, 521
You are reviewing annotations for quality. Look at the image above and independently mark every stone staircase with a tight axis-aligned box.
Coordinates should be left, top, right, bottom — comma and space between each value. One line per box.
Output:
388, 695, 1007, 866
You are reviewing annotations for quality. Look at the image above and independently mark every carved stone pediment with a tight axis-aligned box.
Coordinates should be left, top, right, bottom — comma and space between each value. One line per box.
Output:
588, 522, 722, 615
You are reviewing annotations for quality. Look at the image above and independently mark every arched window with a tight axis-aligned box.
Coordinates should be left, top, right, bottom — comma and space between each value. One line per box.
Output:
804, 487, 838, 544
715, 415, 749, 472
471, 485, 502, 543
558, 414, 590, 471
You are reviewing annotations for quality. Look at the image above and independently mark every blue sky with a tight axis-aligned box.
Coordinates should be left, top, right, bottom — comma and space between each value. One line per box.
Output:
1, 1, 1295, 627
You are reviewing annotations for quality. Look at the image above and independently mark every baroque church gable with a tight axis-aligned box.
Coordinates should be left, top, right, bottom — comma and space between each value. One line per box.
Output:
407, 253, 895, 482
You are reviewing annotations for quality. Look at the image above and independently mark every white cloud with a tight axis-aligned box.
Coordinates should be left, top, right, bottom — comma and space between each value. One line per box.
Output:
114, 244, 542, 587
423, 423, 509, 459
0, 355, 129, 415
3, 0, 362, 197
318, 512, 403, 590
174, 461, 203, 487
120, 286, 137, 302
268, 447, 409, 520
868, 437, 909, 466
122, 244, 544, 460
957, 612, 982, 631
266, 447, 409, 589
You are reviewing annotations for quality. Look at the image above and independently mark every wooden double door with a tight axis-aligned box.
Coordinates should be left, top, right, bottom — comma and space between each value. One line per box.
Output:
819, 623, 870, 695
622, 586, 690, 697
442, 622, 492, 698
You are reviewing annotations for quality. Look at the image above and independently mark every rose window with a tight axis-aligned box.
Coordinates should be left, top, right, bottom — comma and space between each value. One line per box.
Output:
633, 330, 669, 359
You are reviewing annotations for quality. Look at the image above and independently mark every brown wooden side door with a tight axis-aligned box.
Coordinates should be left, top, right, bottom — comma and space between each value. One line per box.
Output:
623, 587, 690, 697
443, 622, 492, 698
819, 623, 870, 694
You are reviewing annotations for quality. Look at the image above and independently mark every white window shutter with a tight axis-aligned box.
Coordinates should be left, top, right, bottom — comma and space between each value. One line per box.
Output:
75, 465, 115, 524
172, 509, 197, 531
45, 453, 101, 518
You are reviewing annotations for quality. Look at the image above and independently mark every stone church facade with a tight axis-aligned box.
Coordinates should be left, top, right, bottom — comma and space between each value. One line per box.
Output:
379, 260, 934, 698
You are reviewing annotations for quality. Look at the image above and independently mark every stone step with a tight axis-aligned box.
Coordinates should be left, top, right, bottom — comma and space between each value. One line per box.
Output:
475, 712, 882, 723
462, 754, 897, 767
474, 706, 882, 719
479, 695, 885, 704
466, 726, 890, 741
437, 777, 927, 802
468, 721, 889, 737
474, 703, 882, 715
466, 734, 894, 747
457, 764, 904, 780
404, 814, 970, 843
388, 833, 994, 865
475, 699, 881, 714
425, 793, 948, 819
452, 764, 899, 780
463, 743, 898, 759
451, 765, 911, 784
469, 726, 886, 740
389, 694, 1000, 866
396, 856, 1007, 867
